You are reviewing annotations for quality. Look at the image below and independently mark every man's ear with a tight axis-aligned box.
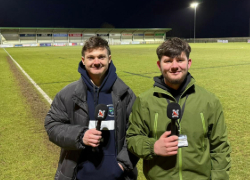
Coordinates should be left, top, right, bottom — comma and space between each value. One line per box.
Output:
81, 56, 85, 65
157, 60, 161, 70
188, 58, 192, 69
108, 55, 111, 63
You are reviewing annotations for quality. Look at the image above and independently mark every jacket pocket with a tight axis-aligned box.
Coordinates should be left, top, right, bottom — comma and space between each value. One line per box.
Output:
57, 170, 73, 180
77, 155, 124, 180
154, 113, 158, 139
200, 113, 207, 151
112, 156, 124, 179
60, 151, 80, 179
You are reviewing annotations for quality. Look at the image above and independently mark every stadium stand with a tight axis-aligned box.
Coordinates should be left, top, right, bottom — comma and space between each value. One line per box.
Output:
0, 27, 171, 47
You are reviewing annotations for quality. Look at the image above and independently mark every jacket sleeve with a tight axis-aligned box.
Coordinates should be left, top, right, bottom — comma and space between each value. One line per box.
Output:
44, 91, 88, 150
116, 89, 139, 171
210, 98, 231, 180
126, 96, 157, 161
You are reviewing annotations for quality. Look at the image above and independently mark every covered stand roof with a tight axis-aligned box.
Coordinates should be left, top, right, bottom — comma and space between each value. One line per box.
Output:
0, 27, 171, 34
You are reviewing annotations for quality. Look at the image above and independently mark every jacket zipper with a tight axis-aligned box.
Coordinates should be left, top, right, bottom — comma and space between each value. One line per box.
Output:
115, 99, 120, 154
200, 113, 207, 151
157, 81, 195, 180
178, 81, 195, 180
178, 123, 183, 180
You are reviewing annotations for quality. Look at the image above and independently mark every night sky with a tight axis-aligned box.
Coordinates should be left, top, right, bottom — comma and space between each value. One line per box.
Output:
0, 0, 249, 38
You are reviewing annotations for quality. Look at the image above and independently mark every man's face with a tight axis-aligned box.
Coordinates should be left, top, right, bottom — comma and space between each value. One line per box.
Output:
157, 51, 192, 90
82, 47, 111, 80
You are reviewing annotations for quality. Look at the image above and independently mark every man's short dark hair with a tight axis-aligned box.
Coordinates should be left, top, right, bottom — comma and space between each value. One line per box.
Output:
156, 37, 191, 60
82, 36, 111, 56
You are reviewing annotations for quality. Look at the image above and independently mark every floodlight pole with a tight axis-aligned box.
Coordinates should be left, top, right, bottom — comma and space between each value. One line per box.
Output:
0, 35, 1, 45
191, 2, 198, 43
249, 18, 250, 37
194, 6, 196, 43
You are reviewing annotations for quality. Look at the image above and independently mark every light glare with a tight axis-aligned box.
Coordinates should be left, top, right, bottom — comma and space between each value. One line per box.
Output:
191, 2, 198, 8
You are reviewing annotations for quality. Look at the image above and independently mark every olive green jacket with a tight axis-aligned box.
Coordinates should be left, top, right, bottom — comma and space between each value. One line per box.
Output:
126, 77, 231, 180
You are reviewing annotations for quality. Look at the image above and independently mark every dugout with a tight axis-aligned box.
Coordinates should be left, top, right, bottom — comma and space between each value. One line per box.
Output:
0, 27, 171, 47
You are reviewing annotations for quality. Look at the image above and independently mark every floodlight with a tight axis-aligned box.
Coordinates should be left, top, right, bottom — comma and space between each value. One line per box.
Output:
190, 2, 199, 43
191, 2, 198, 8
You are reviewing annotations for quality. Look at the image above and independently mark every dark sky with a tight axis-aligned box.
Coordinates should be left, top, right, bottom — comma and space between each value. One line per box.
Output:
0, 0, 249, 38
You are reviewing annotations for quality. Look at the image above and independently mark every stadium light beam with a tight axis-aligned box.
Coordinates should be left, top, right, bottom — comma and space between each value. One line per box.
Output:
191, 2, 199, 43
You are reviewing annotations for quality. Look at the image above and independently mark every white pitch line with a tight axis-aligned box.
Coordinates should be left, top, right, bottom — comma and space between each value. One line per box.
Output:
3, 48, 52, 105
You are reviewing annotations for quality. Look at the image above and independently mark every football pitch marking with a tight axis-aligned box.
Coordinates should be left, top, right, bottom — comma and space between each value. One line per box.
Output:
3, 48, 52, 105
37, 80, 76, 85
123, 62, 250, 78
123, 71, 152, 78
193, 63, 250, 69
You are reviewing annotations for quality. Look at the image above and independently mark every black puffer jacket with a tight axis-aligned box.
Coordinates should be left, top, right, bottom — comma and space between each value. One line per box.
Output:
45, 77, 138, 180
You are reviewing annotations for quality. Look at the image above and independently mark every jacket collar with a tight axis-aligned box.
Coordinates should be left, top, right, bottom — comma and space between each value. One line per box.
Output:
154, 76, 196, 99
73, 78, 87, 102
73, 77, 129, 102
111, 77, 129, 98
78, 60, 117, 93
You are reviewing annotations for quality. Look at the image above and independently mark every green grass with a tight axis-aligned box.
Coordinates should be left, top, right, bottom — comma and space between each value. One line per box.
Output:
0, 49, 59, 179
2, 42, 250, 179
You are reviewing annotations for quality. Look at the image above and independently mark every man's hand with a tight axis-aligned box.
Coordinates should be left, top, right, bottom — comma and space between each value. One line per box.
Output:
118, 163, 124, 171
83, 128, 102, 147
154, 131, 178, 156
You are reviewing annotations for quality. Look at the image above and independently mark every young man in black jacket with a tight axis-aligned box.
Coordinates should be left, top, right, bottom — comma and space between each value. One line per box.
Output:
45, 36, 138, 180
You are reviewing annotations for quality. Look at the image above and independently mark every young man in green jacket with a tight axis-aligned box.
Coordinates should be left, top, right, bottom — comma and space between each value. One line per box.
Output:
126, 37, 231, 180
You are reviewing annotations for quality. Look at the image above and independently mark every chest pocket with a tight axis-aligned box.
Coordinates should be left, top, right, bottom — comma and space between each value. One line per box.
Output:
200, 112, 208, 151
180, 110, 209, 152
151, 111, 171, 140
154, 113, 159, 139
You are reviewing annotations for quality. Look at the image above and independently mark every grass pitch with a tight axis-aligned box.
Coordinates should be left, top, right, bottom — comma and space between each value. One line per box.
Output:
0, 49, 59, 179
2, 42, 250, 180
